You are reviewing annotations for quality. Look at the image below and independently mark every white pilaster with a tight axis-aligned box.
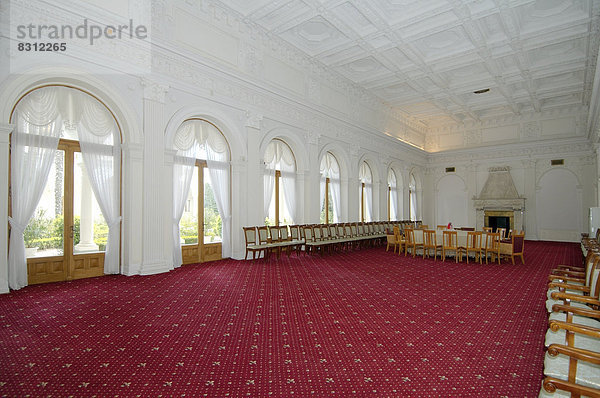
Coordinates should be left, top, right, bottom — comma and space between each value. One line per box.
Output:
139, 79, 170, 275
231, 158, 246, 259
121, 142, 144, 276
245, 112, 263, 226
306, 134, 320, 223
523, 159, 537, 239
0, 124, 14, 293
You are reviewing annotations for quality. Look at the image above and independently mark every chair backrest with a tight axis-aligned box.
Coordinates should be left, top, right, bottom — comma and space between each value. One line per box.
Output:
257, 226, 269, 244
467, 231, 482, 249
322, 225, 330, 239
497, 228, 506, 239
485, 232, 500, 250
483, 227, 492, 233
269, 226, 280, 242
512, 233, 525, 254
350, 224, 358, 236
405, 229, 415, 245
244, 227, 257, 246
303, 226, 314, 242
337, 224, 345, 237
344, 224, 352, 237
436, 225, 446, 230
313, 225, 322, 240
279, 225, 289, 241
368, 224, 375, 234
423, 229, 436, 245
289, 225, 300, 240
329, 224, 337, 238
442, 230, 457, 248
357, 224, 364, 236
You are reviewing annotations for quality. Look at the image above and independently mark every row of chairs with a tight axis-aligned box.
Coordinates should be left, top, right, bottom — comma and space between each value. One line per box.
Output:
243, 221, 410, 260
540, 237, 600, 397
387, 227, 525, 264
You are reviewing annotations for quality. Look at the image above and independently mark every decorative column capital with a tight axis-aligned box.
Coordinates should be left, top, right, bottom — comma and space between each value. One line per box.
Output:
140, 78, 169, 103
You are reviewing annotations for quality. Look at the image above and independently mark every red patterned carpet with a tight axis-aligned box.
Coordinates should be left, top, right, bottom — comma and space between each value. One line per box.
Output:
0, 241, 581, 397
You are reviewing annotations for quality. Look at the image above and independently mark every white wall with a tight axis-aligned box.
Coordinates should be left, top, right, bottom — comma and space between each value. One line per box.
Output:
435, 175, 468, 228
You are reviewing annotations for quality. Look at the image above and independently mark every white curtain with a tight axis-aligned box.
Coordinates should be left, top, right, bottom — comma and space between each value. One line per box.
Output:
280, 162, 296, 223
365, 183, 373, 222
172, 122, 198, 268
205, 129, 231, 258
263, 140, 296, 223
330, 178, 341, 223
263, 168, 275, 220
8, 87, 61, 290
359, 162, 373, 222
390, 187, 398, 221
320, 177, 326, 215
388, 170, 398, 221
78, 95, 121, 274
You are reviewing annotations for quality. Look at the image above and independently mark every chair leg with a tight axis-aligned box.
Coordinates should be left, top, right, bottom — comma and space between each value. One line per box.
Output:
245, 250, 248, 260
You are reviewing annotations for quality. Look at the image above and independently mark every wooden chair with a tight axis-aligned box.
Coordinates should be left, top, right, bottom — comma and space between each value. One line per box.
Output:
463, 231, 483, 264
243, 227, 263, 260
395, 226, 406, 256
386, 227, 398, 253
436, 225, 446, 231
500, 232, 525, 265
442, 230, 458, 262
422, 229, 442, 260
257, 226, 273, 260
484, 232, 501, 264
289, 225, 303, 256
496, 227, 507, 240
404, 229, 416, 257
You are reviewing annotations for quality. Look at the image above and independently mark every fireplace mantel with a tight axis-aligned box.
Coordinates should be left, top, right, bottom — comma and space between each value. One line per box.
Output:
473, 198, 525, 211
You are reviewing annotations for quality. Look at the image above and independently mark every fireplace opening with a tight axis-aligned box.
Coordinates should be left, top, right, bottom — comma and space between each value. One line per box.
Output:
489, 216, 510, 232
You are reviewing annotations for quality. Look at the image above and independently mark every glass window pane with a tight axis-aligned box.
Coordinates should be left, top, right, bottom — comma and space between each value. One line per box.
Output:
180, 166, 199, 245
203, 167, 222, 243
24, 150, 64, 258
73, 152, 107, 254
279, 177, 291, 225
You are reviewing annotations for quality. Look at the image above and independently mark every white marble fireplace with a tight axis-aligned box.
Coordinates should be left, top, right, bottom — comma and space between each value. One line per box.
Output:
474, 167, 525, 232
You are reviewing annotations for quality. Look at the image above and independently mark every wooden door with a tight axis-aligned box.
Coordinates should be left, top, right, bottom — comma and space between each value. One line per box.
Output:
26, 140, 105, 285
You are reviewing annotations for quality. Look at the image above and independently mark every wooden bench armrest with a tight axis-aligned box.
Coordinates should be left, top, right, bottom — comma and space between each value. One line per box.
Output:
548, 321, 600, 338
548, 282, 590, 292
546, 344, 600, 365
550, 292, 599, 305
548, 275, 585, 283
551, 304, 600, 319
543, 377, 600, 398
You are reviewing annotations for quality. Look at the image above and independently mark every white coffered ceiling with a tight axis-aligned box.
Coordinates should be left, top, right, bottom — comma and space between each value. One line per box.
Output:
217, 0, 599, 131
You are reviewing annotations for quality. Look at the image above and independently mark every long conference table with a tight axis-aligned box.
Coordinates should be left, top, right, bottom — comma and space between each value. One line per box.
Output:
410, 229, 489, 247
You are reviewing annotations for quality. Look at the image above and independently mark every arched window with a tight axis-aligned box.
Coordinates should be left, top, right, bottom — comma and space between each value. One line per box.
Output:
172, 119, 231, 267
388, 169, 398, 221
409, 173, 417, 221
359, 162, 373, 222
320, 152, 341, 224
8, 86, 121, 289
264, 139, 296, 226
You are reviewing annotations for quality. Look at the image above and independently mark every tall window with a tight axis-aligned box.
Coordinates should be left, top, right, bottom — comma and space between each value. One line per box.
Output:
9, 86, 121, 289
172, 119, 230, 267
320, 152, 340, 224
388, 169, 398, 221
264, 139, 296, 226
359, 162, 373, 222
409, 173, 417, 221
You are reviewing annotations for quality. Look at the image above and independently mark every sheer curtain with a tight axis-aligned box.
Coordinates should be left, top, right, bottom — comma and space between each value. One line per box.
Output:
364, 183, 373, 222
204, 125, 231, 258
172, 123, 197, 268
78, 95, 121, 274
280, 159, 296, 223
388, 170, 398, 221
390, 187, 398, 221
8, 87, 61, 290
320, 177, 326, 216
263, 168, 275, 220
330, 177, 341, 223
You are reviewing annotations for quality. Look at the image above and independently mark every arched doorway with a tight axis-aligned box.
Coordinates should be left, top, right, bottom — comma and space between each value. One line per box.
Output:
8, 85, 122, 287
